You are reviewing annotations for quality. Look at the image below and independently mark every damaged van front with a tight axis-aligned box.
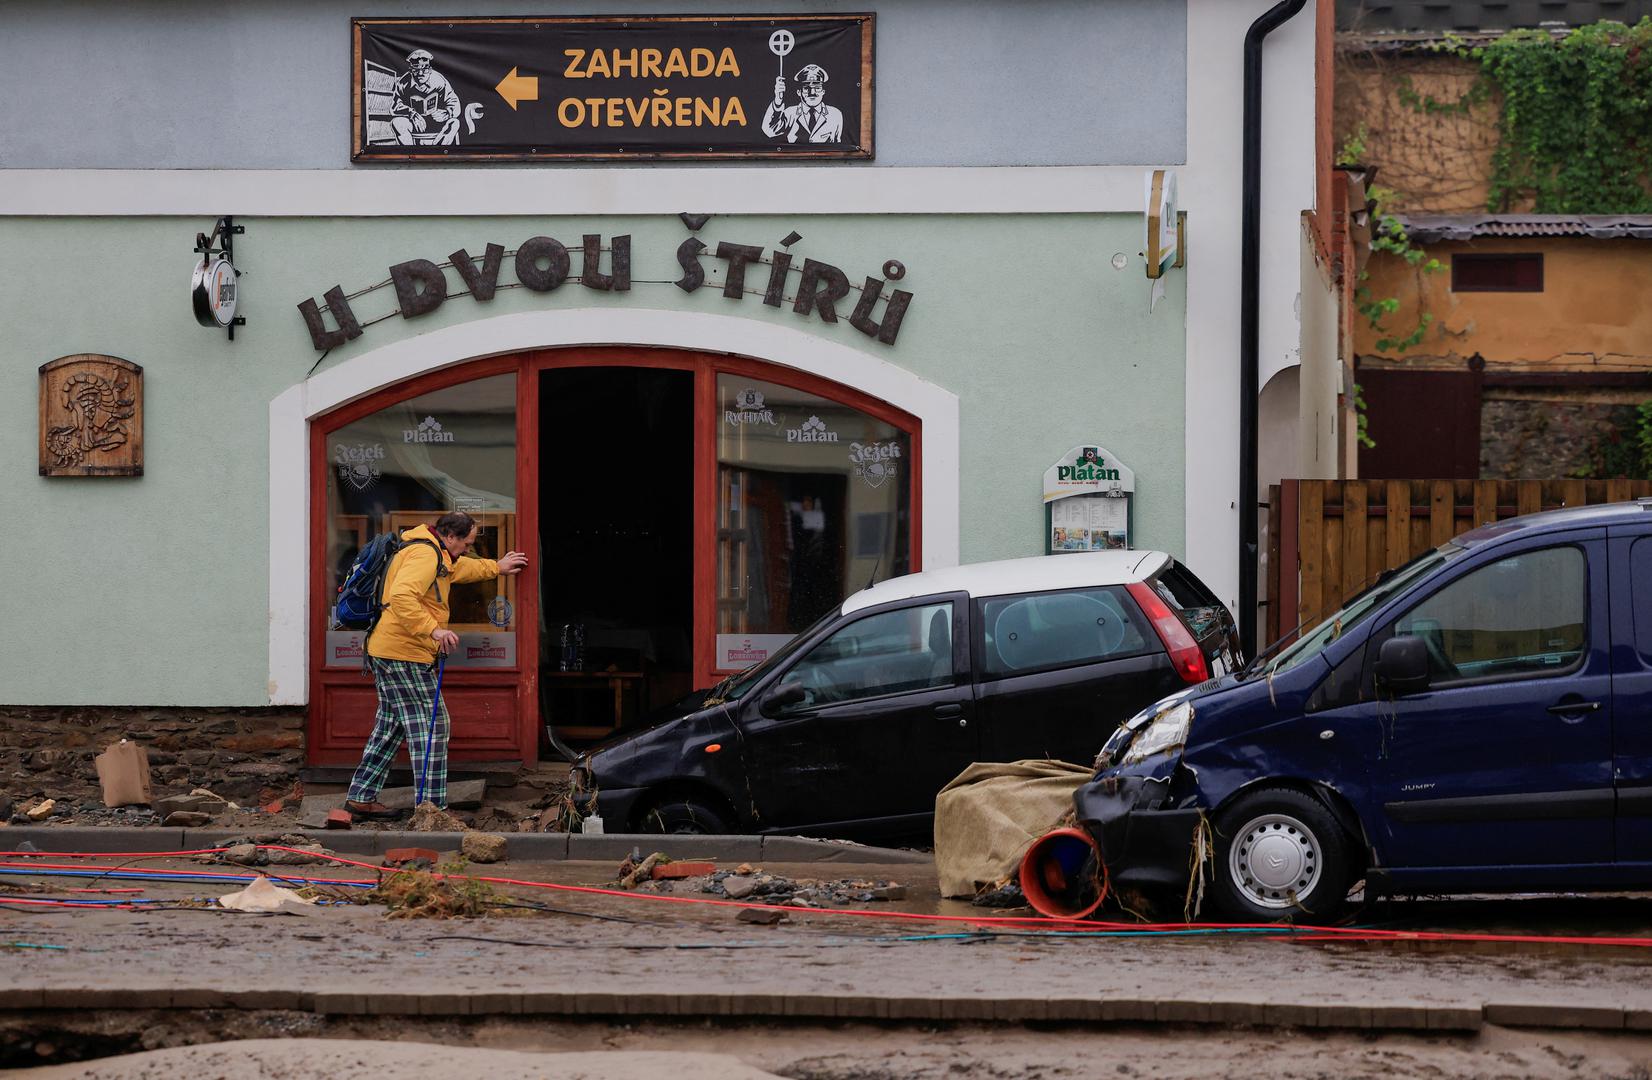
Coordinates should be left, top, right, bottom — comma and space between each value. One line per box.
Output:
1077, 543, 1462, 920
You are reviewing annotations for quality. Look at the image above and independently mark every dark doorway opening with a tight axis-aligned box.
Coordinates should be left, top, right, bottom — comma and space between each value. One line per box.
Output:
539, 367, 694, 749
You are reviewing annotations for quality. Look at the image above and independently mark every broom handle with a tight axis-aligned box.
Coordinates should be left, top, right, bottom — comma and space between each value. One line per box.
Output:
417, 653, 446, 806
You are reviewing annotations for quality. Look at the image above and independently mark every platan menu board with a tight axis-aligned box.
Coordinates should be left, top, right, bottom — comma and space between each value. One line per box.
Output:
352, 14, 873, 161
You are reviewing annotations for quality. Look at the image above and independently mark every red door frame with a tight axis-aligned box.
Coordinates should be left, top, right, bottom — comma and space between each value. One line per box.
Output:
307, 346, 922, 767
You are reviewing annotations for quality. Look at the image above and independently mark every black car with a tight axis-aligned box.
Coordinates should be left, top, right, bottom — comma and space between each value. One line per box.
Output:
568, 550, 1239, 838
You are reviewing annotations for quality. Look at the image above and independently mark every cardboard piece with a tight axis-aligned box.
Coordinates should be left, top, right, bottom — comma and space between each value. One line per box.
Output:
94, 740, 152, 808
217, 875, 319, 915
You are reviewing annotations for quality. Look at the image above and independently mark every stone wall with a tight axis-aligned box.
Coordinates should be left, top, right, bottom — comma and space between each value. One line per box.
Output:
0, 707, 305, 811
1480, 393, 1639, 479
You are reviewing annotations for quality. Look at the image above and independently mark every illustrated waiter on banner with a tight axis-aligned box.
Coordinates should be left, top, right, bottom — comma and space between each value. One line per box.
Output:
762, 63, 843, 144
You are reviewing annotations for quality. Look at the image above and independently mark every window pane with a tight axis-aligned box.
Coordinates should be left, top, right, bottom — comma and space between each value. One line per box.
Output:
1393, 546, 1585, 685
785, 603, 953, 708
1633, 538, 1652, 662
980, 587, 1152, 676
323, 373, 517, 668
1451, 254, 1543, 292
716, 374, 912, 670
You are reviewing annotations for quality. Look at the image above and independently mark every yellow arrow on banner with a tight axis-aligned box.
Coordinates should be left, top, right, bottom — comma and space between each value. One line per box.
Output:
495, 68, 539, 110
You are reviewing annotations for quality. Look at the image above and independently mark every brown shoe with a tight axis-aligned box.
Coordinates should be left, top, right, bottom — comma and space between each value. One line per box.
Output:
345, 800, 400, 820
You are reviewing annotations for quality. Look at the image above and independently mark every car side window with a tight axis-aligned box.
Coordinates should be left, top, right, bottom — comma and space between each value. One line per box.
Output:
978, 586, 1151, 678
1632, 538, 1652, 662
1388, 546, 1587, 687
783, 602, 954, 709
1154, 562, 1228, 639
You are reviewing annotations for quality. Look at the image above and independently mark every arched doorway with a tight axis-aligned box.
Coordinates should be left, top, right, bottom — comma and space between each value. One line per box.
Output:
307, 346, 922, 766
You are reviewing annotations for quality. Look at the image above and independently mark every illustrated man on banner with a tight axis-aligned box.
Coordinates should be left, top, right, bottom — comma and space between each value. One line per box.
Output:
391, 48, 462, 146
762, 64, 843, 144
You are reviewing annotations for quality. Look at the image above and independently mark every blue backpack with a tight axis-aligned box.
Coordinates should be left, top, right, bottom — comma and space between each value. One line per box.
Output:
332, 531, 442, 633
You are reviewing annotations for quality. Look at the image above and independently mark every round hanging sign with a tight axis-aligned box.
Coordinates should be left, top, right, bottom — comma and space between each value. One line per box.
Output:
191, 256, 239, 328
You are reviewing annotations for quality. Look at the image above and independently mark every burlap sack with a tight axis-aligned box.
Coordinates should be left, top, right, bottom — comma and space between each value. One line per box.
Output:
94, 739, 153, 808
933, 759, 1093, 898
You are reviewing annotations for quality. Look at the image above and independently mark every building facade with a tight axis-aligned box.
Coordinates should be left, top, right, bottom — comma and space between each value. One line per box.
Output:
2, 1, 1319, 792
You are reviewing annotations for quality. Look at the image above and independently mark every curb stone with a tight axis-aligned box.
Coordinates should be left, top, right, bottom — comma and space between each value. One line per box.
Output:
0, 826, 925, 864
0, 989, 1504, 1031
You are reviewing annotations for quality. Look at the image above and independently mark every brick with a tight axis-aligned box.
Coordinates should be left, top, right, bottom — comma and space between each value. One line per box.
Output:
465, 992, 521, 1015
652, 860, 716, 880
416, 993, 471, 1016
1316, 1003, 1375, 1029
364, 992, 422, 1015
576, 992, 622, 1015
170, 988, 230, 1008
312, 992, 368, 1015
1100, 998, 1153, 1022
1425, 1005, 1483, 1031
383, 847, 440, 867
1264, 1003, 1321, 1027
1045, 997, 1104, 1022
1155, 999, 1213, 1024
227, 989, 305, 1011
1484, 1002, 1624, 1030
518, 991, 575, 1014
1207, 999, 1269, 1026
0, 987, 45, 1009
1367, 1004, 1430, 1030
324, 809, 353, 829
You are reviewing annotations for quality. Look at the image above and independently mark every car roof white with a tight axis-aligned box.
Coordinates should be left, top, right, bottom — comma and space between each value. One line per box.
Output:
840, 550, 1173, 615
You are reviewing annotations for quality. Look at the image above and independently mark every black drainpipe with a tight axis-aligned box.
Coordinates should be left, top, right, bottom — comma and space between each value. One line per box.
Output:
1239, 0, 1307, 660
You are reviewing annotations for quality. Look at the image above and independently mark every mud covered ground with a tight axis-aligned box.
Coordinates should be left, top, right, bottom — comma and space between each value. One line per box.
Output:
5, 856, 1652, 1077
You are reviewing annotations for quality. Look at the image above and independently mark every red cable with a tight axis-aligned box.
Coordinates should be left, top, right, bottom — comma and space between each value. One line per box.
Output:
7, 846, 1652, 948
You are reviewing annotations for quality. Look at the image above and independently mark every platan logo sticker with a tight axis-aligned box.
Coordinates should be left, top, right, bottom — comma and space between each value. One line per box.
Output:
1057, 447, 1124, 484
786, 415, 838, 444
404, 416, 455, 444
467, 636, 509, 661
725, 388, 778, 427
848, 441, 901, 488
487, 597, 513, 628
727, 638, 768, 664
334, 442, 385, 491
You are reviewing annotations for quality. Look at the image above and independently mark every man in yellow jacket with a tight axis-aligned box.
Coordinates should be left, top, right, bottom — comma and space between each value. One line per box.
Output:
345, 512, 527, 817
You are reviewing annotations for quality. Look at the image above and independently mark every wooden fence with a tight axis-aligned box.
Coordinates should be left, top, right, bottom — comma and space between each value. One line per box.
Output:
1264, 478, 1652, 644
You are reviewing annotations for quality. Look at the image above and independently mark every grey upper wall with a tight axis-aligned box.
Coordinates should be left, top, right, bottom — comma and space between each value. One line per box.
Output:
1338, 0, 1652, 32
0, 0, 1186, 169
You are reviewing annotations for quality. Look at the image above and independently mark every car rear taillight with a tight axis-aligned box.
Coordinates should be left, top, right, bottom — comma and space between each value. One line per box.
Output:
1126, 581, 1210, 684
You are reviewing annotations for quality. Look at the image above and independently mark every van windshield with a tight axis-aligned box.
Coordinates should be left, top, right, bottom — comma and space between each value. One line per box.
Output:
1262, 544, 1462, 677
707, 607, 841, 703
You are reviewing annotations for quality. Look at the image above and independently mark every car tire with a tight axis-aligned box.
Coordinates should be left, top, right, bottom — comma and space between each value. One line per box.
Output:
1209, 787, 1354, 922
636, 798, 731, 835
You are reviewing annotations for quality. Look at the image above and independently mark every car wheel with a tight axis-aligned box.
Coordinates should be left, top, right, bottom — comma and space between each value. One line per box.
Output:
637, 798, 731, 835
1210, 787, 1354, 922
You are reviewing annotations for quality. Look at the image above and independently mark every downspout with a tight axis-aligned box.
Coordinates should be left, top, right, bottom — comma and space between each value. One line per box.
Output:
1239, 0, 1307, 660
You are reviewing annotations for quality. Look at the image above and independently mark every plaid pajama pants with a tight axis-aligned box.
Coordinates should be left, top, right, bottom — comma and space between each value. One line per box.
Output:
348, 657, 452, 809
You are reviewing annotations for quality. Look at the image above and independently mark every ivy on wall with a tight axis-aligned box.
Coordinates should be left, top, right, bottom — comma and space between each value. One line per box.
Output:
1432, 19, 1652, 212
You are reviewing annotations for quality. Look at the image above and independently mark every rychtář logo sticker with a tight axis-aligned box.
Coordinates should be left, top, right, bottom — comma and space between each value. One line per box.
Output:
334, 442, 385, 491
786, 415, 838, 443
848, 441, 901, 488
726, 388, 778, 426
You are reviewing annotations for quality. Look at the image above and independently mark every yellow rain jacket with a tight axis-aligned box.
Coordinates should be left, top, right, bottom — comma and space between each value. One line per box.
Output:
366, 523, 501, 664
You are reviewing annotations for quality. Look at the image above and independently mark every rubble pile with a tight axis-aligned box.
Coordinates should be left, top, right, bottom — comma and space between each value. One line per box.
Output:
612, 854, 906, 908
194, 833, 339, 867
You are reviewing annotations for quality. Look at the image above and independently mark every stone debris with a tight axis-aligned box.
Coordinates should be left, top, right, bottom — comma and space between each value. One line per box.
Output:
162, 810, 212, 828
23, 800, 56, 821
195, 834, 337, 868
407, 802, 469, 833
460, 832, 508, 864
736, 907, 788, 925
702, 868, 907, 907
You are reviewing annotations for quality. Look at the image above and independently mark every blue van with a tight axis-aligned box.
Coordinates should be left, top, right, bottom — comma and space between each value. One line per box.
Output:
1081, 501, 1652, 921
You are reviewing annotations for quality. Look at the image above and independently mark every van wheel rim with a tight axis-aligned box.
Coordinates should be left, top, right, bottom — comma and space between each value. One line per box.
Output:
1228, 811, 1322, 910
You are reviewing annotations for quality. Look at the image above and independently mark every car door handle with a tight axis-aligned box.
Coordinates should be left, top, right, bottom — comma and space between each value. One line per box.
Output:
934, 703, 964, 721
1547, 699, 1601, 715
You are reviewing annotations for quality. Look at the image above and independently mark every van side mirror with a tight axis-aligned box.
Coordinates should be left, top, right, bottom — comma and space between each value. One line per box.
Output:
1375, 636, 1430, 695
760, 681, 807, 717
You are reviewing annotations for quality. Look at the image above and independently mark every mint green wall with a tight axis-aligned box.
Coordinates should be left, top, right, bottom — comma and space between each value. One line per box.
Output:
0, 213, 1183, 705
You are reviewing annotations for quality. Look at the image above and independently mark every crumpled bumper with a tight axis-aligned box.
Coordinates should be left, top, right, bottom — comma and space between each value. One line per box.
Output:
1073, 766, 1202, 891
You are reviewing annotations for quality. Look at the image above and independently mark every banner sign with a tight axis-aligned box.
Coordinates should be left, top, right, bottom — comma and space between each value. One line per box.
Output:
352, 14, 874, 162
